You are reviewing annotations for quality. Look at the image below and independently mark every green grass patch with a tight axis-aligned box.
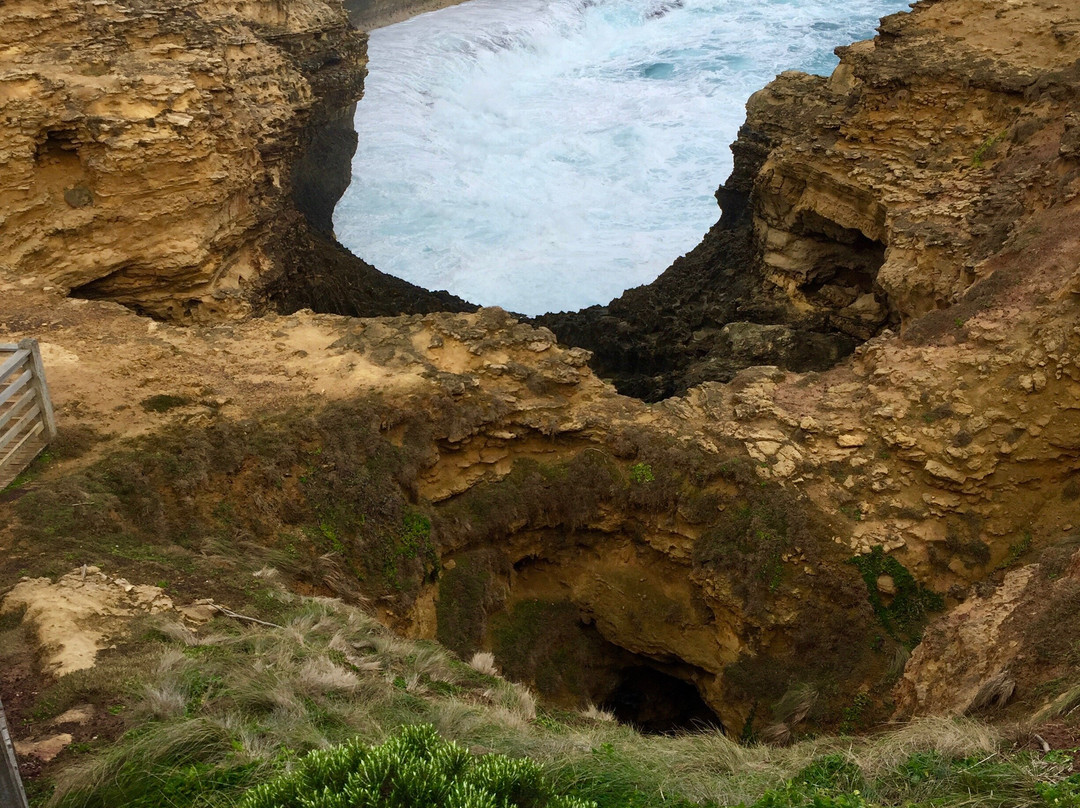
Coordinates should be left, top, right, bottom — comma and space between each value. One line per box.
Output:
26, 595, 1079, 808
240, 724, 593, 808
849, 546, 943, 648
693, 485, 811, 597
971, 130, 1008, 168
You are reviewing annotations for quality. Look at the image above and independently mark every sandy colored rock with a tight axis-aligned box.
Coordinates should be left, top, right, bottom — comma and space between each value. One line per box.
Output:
894, 553, 1080, 718
14, 733, 73, 763
1, 567, 173, 675
0, 0, 365, 319
50, 706, 95, 727
2, 0, 1080, 733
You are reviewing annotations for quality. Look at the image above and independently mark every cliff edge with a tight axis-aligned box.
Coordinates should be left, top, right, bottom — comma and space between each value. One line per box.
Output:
0, 0, 470, 320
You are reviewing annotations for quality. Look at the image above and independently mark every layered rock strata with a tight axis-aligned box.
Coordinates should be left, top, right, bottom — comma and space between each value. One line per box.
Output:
0, 0, 469, 320
543, 0, 1080, 402
3, 0, 1080, 738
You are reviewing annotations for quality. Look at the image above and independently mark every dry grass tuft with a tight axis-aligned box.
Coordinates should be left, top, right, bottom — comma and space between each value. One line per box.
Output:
469, 651, 499, 677
141, 683, 187, 721
852, 716, 1001, 776
580, 703, 615, 723
1033, 682, 1080, 722
966, 670, 1016, 713
760, 722, 793, 746
482, 680, 537, 722
39, 596, 1049, 808
150, 620, 202, 646
762, 682, 820, 746
298, 656, 359, 694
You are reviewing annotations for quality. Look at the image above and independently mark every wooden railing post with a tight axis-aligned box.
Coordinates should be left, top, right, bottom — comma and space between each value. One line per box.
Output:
19, 339, 56, 441
0, 696, 30, 808
0, 339, 56, 488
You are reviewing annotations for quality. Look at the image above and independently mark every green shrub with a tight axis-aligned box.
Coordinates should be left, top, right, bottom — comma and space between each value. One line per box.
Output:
239, 724, 594, 808
743, 753, 871, 807
693, 486, 813, 597
436, 550, 508, 657
1036, 774, 1080, 807
490, 599, 602, 702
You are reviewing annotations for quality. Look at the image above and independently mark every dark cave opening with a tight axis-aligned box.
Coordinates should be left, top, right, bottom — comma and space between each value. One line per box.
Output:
472, 585, 726, 736
790, 215, 893, 342
35, 127, 80, 164
600, 665, 724, 736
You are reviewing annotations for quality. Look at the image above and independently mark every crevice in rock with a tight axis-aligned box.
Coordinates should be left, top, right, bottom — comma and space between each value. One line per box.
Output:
770, 214, 893, 342
434, 546, 730, 734
35, 126, 94, 211
35, 127, 81, 164
436, 549, 728, 735
533, 189, 881, 402
480, 592, 726, 735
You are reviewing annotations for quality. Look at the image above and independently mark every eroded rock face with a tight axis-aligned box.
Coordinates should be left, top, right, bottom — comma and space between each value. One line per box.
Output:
0, 0, 471, 320
543, 0, 1080, 401
749, 0, 1080, 331
0, 0, 359, 317
895, 547, 1080, 720
2, 566, 178, 676
3, 0, 1080, 738
534, 0, 1080, 725
0, 277, 886, 735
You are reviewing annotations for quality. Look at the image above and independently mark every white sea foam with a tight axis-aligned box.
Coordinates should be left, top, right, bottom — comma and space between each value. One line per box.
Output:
334, 0, 908, 315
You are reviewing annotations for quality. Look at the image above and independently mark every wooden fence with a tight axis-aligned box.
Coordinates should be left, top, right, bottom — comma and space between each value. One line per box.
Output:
0, 339, 57, 490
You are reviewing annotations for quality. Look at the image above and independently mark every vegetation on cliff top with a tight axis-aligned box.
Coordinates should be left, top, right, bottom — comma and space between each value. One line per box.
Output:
1, 402, 1074, 808
9, 594, 1078, 808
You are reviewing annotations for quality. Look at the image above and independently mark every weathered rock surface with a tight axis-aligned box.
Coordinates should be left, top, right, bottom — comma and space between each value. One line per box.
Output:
0, 0, 469, 319
3, 0, 1080, 739
532, 0, 1080, 720
543, 0, 1080, 401
3, 566, 177, 676
343, 0, 469, 31
0, 276, 883, 733
896, 546, 1080, 720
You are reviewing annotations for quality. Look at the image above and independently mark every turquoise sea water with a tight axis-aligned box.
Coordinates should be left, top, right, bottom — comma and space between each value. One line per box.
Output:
335, 0, 909, 314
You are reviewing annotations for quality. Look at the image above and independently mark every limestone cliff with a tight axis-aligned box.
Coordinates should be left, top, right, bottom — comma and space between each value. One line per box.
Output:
540, 0, 1080, 644
3, 0, 1080, 740
542, 0, 1080, 401
540, 0, 1080, 722
0, 0, 469, 320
